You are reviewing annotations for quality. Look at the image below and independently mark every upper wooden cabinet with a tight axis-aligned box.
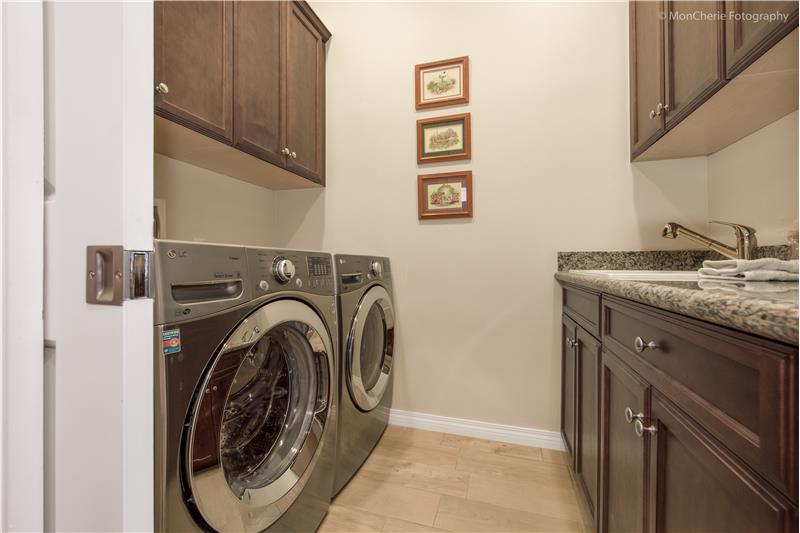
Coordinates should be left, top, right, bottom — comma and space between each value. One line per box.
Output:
629, 0, 665, 155
664, 1, 726, 128
232, 1, 284, 168
155, 1, 331, 188
284, 2, 327, 184
155, 2, 233, 143
629, 0, 798, 161
726, 0, 800, 78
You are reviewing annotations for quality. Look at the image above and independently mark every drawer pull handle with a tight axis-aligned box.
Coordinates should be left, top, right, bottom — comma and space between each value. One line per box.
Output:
624, 407, 644, 424
634, 336, 658, 353
634, 418, 657, 437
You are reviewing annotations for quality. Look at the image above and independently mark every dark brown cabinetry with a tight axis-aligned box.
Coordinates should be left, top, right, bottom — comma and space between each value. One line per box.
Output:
232, 1, 284, 168
561, 285, 602, 522
629, 0, 665, 154
284, 2, 327, 183
649, 391, 794, 533
664, 1, 725, 128
575, 326, 601, 518
561, 314, 578, 458
155, 2, 233, 143
725, 0, 800, 78
629, 0, 798, 160
600, 351, 649, 533
559, 282, 798, 533
155, 1, 330, 187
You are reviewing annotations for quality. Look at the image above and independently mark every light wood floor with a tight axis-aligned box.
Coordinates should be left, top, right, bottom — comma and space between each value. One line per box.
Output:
319, 426, 591, 533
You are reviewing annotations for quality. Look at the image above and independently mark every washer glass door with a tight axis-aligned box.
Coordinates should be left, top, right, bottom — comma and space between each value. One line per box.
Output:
185, 300, 332, 532
348, 285, 395, 411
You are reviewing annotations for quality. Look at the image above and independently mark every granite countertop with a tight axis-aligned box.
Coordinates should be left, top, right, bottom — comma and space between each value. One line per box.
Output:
555, 249, 798, 345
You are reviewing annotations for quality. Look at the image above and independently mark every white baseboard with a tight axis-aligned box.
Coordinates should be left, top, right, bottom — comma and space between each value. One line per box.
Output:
388, 409, 566, 452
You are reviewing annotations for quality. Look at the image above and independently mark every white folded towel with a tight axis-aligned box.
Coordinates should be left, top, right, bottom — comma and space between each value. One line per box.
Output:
699, 258, 799, 281
697, 279, 799, 295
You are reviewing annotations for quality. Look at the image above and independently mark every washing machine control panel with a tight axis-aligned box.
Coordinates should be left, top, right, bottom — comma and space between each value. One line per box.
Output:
273, 257, 296, 283
246, 248, 334, 296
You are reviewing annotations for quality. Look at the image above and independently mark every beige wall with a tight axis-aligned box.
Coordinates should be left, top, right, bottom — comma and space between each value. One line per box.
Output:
154, 154, 279, 247
277, 2, 710, 432
707, 111, 798, 245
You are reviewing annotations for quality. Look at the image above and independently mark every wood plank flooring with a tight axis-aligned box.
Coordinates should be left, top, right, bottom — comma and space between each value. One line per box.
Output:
319, 426, 591, 533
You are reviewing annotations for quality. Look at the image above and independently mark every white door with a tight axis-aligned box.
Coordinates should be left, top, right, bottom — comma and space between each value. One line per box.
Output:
2, 2, 44, 531
42, 3, 154, 531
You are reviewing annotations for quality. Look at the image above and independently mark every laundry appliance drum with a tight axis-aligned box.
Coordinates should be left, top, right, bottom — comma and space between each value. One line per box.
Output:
347, 285, 395, 412
184, 299, 333, 532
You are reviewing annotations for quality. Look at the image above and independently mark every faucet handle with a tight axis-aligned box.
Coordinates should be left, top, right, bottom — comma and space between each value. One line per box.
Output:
710, 221, 758, 259
709, 221, 757, 237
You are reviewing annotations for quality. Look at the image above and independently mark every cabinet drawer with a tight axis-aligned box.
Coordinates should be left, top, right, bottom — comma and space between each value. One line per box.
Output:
562, 284, 601, 338
602, 296, 797, 500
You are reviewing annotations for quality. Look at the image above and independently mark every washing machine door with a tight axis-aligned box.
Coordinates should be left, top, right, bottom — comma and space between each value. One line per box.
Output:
184, 299, 333, 532
347, 285, 395, 411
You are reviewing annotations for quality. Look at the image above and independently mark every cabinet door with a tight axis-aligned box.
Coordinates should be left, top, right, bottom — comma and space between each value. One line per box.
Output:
600, 350, 650, 533
648, 392, 795, 532
155, 1, 233, 142
232, 1, 285, 167
664, 1, 725, 128
562, 315, 578, 461
629, 0, 666, 157
285, 2, 326, 184
725, 0, 799, 78
576, 326, 601, 520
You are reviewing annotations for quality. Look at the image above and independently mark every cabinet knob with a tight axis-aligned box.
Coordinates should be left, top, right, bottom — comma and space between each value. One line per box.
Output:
649, 109, 656, 119
634, 336, 658, 353
290, 151, 297, 159
624, 407, 644, 424
566, 337, 577, 348
281, 147, 291, 155
155, 82, 169, 94
634, 418, 657, 437
655, 102, 664, 116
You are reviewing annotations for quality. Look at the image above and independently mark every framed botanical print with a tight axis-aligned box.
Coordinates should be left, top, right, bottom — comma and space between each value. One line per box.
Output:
418, 171, 473, 220
415, 56, 470, 110
416, 113, 471, 164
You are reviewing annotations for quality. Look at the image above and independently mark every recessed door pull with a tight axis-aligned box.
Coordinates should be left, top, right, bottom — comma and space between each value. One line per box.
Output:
86, 246, 153, 305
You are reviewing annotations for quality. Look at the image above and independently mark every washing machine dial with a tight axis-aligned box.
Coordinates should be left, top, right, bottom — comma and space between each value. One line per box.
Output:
370, 260, 383, 277
273, 257, 296, 283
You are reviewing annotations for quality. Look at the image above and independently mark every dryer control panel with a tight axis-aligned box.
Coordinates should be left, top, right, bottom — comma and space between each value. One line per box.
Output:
334, 254, 392, 294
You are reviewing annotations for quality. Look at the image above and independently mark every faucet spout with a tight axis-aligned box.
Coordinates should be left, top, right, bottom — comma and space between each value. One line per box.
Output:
661, 221, 757, 260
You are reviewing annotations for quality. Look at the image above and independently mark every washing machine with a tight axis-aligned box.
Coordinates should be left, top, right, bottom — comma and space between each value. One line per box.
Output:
153, 240, 338, 532
332, 254, 395, 496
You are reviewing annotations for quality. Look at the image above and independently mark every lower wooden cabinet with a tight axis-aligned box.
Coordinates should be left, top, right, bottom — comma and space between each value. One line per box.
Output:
560, 282, 798, 533
561, 314, 578, 459
600, 350, 649, 533
561, 311, 602, 522
649, 391, 795, 532
575, 326, 601, 518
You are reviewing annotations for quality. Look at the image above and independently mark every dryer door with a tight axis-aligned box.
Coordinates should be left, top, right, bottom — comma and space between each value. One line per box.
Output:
347, 285, 395, 411
184, 299, 333, 532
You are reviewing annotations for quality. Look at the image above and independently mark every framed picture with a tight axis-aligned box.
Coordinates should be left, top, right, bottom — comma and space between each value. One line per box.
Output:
415, 56, 469, 110
418, 171, 473, 220
416, 113, 471, 164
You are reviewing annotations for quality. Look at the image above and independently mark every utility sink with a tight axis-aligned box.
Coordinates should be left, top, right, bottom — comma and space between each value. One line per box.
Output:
571, 270, 700, 281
